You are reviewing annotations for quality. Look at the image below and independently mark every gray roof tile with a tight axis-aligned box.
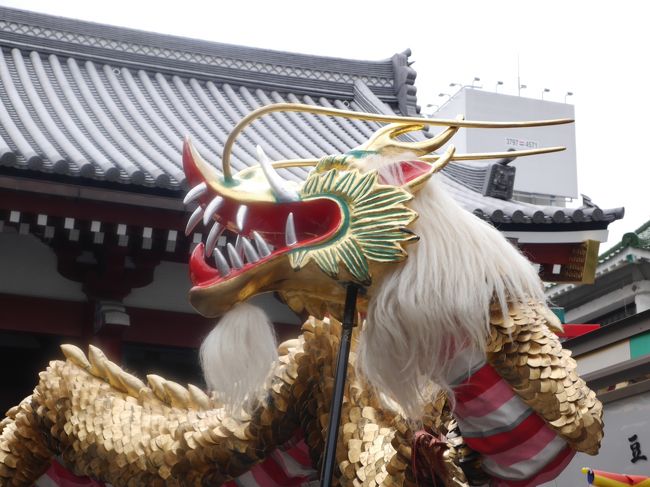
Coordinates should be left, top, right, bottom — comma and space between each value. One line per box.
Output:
0, 45, 388, 187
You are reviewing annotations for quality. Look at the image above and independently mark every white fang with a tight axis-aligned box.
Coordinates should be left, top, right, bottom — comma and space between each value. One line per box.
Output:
183, 182, 207, 205
203, 196, 224, 225
242, 238, 260, 263
285, 212, 297, 246
236, 205, 248, 232
213, 248, 230, 277
227, 243, 244, 269
235, 235, 245, 257
253, 231, 272, 257
185, 206, 204, 236
256, 145, 299, 202
205, 222, 223, 257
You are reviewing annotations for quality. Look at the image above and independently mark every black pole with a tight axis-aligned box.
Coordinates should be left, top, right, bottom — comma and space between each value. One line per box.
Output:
320, 283, 360, 487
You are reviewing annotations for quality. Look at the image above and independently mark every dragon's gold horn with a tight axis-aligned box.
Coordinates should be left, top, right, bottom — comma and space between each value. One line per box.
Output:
220, 103, 573, 180
362, 116, 462, 157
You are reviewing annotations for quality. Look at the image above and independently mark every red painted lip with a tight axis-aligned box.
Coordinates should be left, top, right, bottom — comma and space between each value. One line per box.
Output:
183, 138, 342, 290
189, 196, 342, 289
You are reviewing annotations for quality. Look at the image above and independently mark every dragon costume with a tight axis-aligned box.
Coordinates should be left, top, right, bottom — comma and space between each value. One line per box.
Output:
0, 104, 603, 486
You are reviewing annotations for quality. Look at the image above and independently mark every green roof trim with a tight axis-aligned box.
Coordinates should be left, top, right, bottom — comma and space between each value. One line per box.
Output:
599, 219, 650, 263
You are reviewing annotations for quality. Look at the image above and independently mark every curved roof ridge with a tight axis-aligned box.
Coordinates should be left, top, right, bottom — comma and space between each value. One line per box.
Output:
0, 6, 412, 105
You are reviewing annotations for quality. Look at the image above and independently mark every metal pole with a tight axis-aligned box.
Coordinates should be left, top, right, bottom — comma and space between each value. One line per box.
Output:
320, 283, 361, 486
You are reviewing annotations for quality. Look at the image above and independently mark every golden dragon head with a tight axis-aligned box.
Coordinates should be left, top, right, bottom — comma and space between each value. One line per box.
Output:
183, 103, 570, 319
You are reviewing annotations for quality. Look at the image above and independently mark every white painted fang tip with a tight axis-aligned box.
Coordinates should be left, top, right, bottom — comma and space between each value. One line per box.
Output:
185, 206, 204, 236
256, 145, 299, 202
213, 248, 231, 277
285, 212, 297, 246
203, 196, 224, 225
242, 238, 260, 263
205, 222, 223, 258
253, 231, 272, 257
183, 182, 207, 205
226, 243, 244, 269
236, 205, 248, 232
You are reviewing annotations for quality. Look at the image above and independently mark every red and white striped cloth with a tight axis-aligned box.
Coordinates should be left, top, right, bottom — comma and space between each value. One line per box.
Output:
452, 362, 574, 486
223, 432, 318, 487
35, 432, 317, 487
34, 460, 105, 487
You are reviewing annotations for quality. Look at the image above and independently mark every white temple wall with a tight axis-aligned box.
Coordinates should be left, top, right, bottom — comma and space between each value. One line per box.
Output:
0, 232, 85, 301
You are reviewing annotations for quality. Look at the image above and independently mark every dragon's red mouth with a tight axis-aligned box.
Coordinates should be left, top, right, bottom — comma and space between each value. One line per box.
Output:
182, 139, 343, 291
188, 192, 342, 289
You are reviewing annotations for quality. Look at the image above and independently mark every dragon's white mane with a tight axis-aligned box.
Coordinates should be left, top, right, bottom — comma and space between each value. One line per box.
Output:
200, 160, 545, 418
357, 170, 545, 418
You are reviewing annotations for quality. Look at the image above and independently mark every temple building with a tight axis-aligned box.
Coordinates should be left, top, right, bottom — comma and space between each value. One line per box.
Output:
0, 5, 623, 415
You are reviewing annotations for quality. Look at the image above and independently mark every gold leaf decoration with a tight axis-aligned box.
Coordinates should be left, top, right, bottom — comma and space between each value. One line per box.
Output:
289, 168, 417, 284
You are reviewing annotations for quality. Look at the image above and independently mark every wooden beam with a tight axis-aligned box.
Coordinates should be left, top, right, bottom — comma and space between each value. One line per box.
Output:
0, 293, 300, 349
0, 294, 87, 337
0, 187, 186, 230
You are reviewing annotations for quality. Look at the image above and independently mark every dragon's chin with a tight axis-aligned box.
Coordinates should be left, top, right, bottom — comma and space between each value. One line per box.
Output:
188, 244, 294, 317
188, 244, 354, 319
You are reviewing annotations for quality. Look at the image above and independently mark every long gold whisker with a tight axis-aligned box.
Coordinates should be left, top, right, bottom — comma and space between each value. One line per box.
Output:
264, 146, 566, 170
422, 146, 566, 162
222, 103, 573, 179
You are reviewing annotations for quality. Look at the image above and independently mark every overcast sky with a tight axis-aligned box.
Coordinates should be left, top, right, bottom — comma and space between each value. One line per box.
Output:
1, 0, 648, 249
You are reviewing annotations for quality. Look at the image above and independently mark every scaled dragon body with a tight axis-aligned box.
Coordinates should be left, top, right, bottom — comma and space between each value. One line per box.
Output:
1, 104, 604, 486
0, 317, 466, 486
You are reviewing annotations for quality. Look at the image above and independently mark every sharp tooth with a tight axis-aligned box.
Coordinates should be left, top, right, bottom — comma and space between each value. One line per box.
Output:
213, 248, 231, 277
204, 222, 223, 257
183, 182, 207, 205
202, 196, 224, 225
185, 206, 204, 236
242, 238, 260, 263
252, 231, 272, 257
236, 205, 248, 232
235, 234, 244, 255
285, 212, 297, 246
256, 145, 300, 202
226, 243, 244, 269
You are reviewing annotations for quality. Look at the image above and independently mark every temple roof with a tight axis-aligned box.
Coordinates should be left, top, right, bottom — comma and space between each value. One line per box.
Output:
441, 173, 623, 228
0, 6, 622, 236
0, 6, 421, 188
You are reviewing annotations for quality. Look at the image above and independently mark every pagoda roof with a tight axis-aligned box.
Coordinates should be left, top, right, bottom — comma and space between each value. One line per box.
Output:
0, 6, 622, 239
0, 6, 420, 188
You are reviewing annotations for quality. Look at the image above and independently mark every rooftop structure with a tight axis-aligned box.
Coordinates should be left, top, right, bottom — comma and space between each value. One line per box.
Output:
0, 6, 417, 188
433, 87, 579, 201
0, 6, 622, 253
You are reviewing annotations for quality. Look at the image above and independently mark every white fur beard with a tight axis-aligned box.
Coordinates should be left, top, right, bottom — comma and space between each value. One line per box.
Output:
199, 303, 278, 412
356, 176, 545, 420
